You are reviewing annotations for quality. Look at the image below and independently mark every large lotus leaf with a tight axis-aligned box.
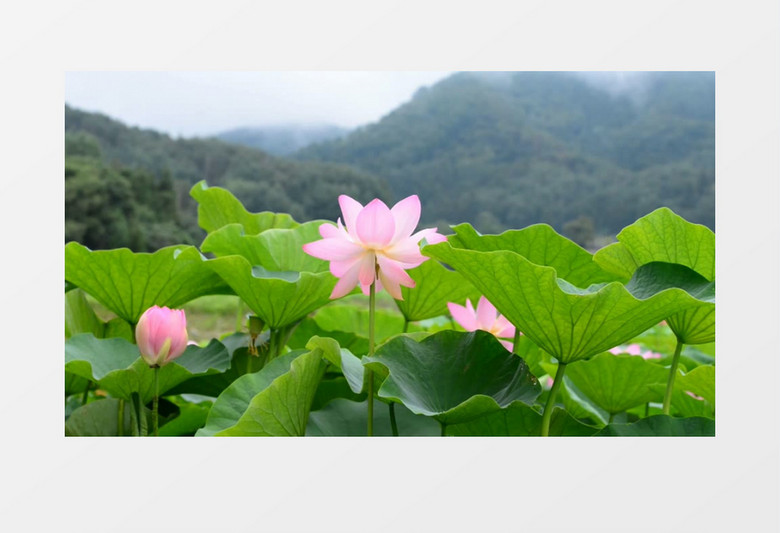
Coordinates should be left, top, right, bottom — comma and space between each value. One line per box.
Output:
648, 385, 714, 418
447, 223, 620, 287
311, 304, 406, 344
287, 317, 369, 356
198, 348, 326, 436
196, 350, 307, 436
201, 220, 330, 273
595, 414, 715, 436
65, 334, 230, 404
65, 398, 141, 436
395, 258, 481, 322
595, 207, 715, 282
306, 398, 441, 436
425, 241, 704, 364
564, 353, 669, 415
165, 334, 270, 398
676, 364, 715, 405
65, 242, 232, 324
445, 403, 599, 436
65, 288, 134, 343
594, 208, 715, 344
303, 336, 379, 396
206, 255, 336, 329
190, 180, 298, 234
362, 330, 541, 425
667, 305, 715, 344
158, 402, 212, 436
311, 377, 366, 411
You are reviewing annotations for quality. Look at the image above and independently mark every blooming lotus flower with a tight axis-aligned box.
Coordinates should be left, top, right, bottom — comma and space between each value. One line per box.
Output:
447, 296, 517, 351
135, 305, 189, 367
302, 194, 446, 299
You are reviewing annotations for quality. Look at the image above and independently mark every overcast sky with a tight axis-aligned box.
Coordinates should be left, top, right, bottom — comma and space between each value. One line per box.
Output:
65, 71, 454, 137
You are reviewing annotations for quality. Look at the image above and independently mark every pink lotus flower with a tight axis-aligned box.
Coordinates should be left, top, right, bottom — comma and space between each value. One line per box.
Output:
447, 296, 517, 351
685, 390, 705, 401
608, 343, 662, 360
135, 306, 189, 367
302, 194, 446, 300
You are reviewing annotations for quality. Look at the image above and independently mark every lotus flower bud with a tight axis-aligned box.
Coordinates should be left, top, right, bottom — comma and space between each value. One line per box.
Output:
135, 305, 189, 367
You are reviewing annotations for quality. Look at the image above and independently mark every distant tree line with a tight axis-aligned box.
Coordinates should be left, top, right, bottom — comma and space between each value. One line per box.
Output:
64, 107, 390, 251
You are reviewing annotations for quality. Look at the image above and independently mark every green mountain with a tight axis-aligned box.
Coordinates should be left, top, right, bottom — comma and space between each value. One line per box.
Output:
64, 106, 390, 251
215, 124, 350, 155
294, 71, 714, 238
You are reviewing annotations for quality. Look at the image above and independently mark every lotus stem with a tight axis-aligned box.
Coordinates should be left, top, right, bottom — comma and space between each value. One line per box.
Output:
367, 280, 376, 437
81, 380, 91, 405
153, 366, 160, 437
389, 402, 399, 436
663, 337, 684, 415
541, 362, 567, 436
512, 329, 521, 354
440, 421, 447, 436
117, 398, 124, 436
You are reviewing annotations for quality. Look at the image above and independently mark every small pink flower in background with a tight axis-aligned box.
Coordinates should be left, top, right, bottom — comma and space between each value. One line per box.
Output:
303, 194, 446, 300
135, 306, 189, 367
447, 296, 517, 351
609, 343, 662, 360
685, 390, 705, 401
546, 377, 554, 388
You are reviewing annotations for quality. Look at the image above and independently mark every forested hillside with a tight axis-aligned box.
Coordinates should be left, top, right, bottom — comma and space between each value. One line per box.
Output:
295, 71, 715, 239
64, 106, 390, 251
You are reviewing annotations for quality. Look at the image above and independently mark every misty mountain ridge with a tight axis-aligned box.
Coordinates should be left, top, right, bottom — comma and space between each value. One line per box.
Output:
215, 123, 350, 156
294, 71, 714, 235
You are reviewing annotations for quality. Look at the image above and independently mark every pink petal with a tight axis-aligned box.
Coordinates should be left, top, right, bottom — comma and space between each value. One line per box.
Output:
339, 195, 363, 240
357, 253, 377, 286
318, 223, 341, 239
494, 316, 516, 338
609, 347, 622, 355
448, 301, 478, 331
476, 296, 498, 331
303, 237, 364, 262
383, 239, 426, 267
378, 267, 404, 300
411, 227, 447, 245
376, 255, 415, 288
465, 298, 475, 315
389, 195, 421, 243
330, 261, 361, 299
356, 199, 395, 248
330, 255, 363, 277
499, 339, 514, 352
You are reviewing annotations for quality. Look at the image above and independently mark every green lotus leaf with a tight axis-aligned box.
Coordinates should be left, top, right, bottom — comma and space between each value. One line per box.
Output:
201, 220, 330, 273
424, 239, 703, 364
595, 207, 715, 281
445, 402, 599, 436
362, 330, 542, 425
310, 304, 406, 344
395, 258, 481, 322
594, 207, 715, 344
676, 364, 715, 405
286, 317, 369, 356
65, 334, 230, 404
306, 398, 440, 436
190, 180, 298, 234
206, 254, 337, 329
564, 353, 669, 415
65, 242, 232, 324
197, 348, 326, 436
447, 223, 621, 287
595, 414, 715, 436
648, 384, 714, 419
65, 398, 142, 436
